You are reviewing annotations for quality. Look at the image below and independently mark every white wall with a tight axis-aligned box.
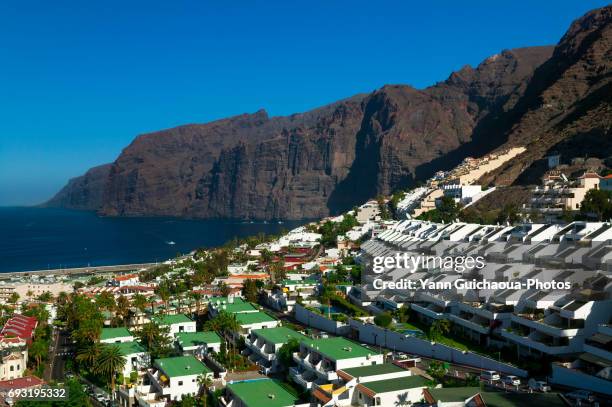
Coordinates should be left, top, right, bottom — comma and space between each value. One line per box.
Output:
550, 364, 612, 396
351, 320, 527, 377
168, 322, 197, 336
295, 304, 350, 336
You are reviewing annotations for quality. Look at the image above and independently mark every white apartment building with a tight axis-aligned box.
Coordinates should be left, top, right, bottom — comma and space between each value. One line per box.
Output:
245, 326, 310, 374
100, 327, 135, 344
358, 218, 612, 363
140, 356, 213, 404
290, 337, 384, 390
313, 362, 428, 407
153, 314, 196, 336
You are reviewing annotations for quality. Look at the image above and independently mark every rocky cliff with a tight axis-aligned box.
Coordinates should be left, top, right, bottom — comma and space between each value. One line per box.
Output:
45, 46, 551, 219
481, 5, 612, 185
46, 6, 612, 220
43, 164, 112, 210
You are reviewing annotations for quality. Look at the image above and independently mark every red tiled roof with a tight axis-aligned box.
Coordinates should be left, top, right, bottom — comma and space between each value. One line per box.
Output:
580, 172, 601, 179
0, 314, 38, 342
0, 376, 45, 390
114, 273, 138, 281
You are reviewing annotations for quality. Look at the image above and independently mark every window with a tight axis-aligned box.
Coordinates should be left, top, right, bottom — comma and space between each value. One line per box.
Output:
178, 381, 183, 386
10, 366, 14, 371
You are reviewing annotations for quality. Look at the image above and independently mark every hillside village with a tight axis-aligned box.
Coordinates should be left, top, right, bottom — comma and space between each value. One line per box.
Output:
0, 147, 610, 407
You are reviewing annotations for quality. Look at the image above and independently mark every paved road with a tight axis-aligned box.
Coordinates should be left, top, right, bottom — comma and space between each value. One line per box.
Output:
49, 328, 71, 381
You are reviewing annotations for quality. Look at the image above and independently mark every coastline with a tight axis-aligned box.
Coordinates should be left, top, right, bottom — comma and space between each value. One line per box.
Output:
0, 262, 158, 279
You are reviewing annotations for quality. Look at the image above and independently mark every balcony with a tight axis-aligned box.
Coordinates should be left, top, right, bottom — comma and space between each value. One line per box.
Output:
449, 314, 489, 334
510, 314, 579, 338
411, 304, 444, 320
246, 340, 274, 361
501, 329, 574, 355
289, 367, 313, 389
583, 344, 612, 363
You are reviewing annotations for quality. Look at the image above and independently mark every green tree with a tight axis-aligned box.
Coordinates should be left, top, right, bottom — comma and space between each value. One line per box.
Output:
429, 319, 451, 341
278, 338, 301, 371
115, 295, 130, 326
581, 189, 612, 220
426, 360, 447, 383
29, 339, 47, 369
198, 374, 213, 407
36, 291, 53, 302
136, 322, 172, 359
8, 292, 19, 304
96, 345, 126, 399
242, 279, 259, 303
96, 291, 116, 312
374, 312, 393, 328
496, 204, 521, 225
132, 293, 148, 313
190, 292, 203, 315
76, 342, 102, 370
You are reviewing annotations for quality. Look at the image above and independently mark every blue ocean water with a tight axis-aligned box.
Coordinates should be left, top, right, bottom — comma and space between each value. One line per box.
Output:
0, 207, 303, 272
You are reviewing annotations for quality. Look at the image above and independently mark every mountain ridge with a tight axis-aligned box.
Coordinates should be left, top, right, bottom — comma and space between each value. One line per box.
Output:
44, 6, 611, 220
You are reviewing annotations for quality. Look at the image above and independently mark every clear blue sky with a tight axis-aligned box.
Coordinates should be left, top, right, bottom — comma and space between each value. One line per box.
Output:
0, 0, 608, 206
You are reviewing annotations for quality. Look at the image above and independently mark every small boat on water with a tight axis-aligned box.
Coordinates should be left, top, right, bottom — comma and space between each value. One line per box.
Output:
166, 241, 176, 245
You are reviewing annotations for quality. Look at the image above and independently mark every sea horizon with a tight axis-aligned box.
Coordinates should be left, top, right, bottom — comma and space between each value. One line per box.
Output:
0, 206, 304, 273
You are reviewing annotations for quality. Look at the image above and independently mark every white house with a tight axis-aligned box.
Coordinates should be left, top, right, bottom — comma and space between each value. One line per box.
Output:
175, 331, 222, 357
235, 311, 280, 336
290, 337, 384, 390
314, 362, 428, 407
110, 341, 149, 378
143, 356, 213, 403
100, 327, 134, 344
153, 314, 196, 336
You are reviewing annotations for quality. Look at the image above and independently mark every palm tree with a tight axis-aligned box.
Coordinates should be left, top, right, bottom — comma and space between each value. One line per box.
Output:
157, 285, 171, 315
132, 293, 148, 313
96, 345, 126, 399
197, 374, 213, 407
76, 342, 102, 369
190, 292, 202, 316
29, 340, 47, 369
116, 295, 130, 326
430, 319, 451, 341
138, 322, 160, 351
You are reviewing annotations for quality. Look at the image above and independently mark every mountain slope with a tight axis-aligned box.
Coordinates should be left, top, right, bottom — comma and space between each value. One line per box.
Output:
481, 5, 612, 185
44, 46, 552, 219
43, 164, 112, 210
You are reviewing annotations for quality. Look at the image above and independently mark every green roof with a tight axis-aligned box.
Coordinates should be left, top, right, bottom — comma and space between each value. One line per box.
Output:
207, 297, 246, 305
228, 379, 300, 407
307, 337, 378, 361
282, 279, 318, 286
252, 327, 310, 345
341, 363, 405, 378
176, 331, 222, 348
235, 311, 277, 326
213, 301, 259, 314
106, 341, 146, 356
426, 388, 565, 407
155, 356, 211, 378
100, 327, 133, 341
362, 375, 428, 394
153, 314, 193, 326
479, 391, 565, 407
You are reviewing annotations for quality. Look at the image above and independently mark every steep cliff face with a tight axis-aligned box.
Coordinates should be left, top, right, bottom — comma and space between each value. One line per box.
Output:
45, 44, 552, 219
481, 5, 612, 185
43, 164, 111, 210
